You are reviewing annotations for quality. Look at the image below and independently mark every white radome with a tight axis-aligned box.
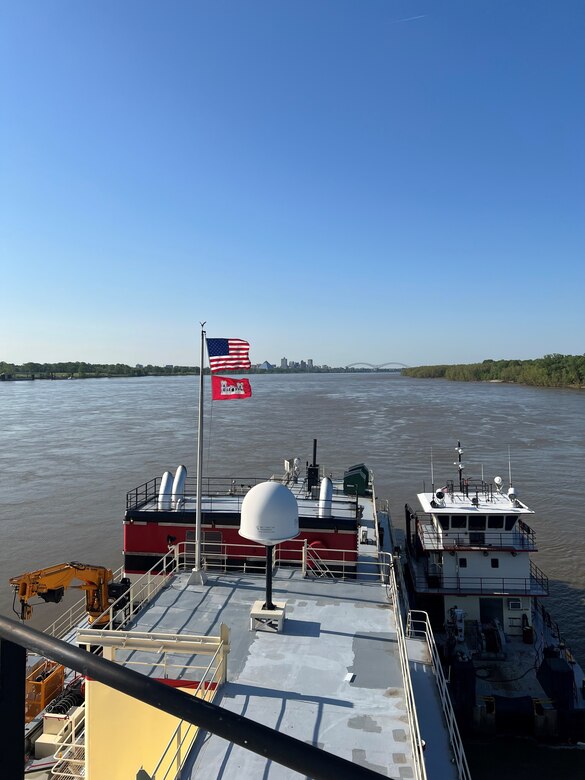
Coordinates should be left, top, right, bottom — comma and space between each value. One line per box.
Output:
239, 481, 299, 545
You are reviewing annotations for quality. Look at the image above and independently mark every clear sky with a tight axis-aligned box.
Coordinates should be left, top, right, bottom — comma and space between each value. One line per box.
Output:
1, 1, 584, 368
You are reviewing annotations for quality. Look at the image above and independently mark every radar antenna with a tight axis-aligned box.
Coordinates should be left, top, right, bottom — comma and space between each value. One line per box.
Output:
454, 441, 464, 492
506, 446, 519, 503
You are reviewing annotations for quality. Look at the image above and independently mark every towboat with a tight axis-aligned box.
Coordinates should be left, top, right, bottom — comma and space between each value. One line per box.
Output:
403, 443, 585, 740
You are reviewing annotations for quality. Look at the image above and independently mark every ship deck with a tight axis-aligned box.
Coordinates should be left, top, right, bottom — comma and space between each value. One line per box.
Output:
127, 477, 361, 521
108, 564, 458, 779
22, 484, 463, 778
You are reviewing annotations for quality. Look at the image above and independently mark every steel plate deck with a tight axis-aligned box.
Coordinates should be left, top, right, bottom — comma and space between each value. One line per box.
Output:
121, 568, 430, 778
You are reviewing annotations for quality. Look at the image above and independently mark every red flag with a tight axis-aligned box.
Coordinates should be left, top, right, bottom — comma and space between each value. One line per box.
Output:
211, 375, 252, 401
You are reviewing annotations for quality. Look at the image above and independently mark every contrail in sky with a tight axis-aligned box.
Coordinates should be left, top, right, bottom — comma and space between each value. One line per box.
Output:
390, 14, 427, 24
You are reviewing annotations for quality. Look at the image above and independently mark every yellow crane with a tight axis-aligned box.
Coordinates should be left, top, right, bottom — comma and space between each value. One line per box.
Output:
9, 561, 120, 625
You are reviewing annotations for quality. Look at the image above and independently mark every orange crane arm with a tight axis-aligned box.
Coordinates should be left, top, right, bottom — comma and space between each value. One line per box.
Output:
9, 562, 114, 622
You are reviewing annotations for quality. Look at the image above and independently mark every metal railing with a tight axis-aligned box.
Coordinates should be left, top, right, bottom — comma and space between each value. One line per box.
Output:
416, 517, 537, 551
126, 475, 269, 510
126, 474, 360, 518
529, 560, 550, 594
40, 554, 178, 639
406, 610, 472, 780
304, 546, 335, 578
385, 552, 427, 780
409, 561, 549, 596
38, 542, 352, 639
148, 639, 226, 780
80, 540, 384, 633
0, 616, 391, 780
93, 549, 180, 631
189, 538, 361, 575
51, 706, 86, 779
42, 530, 392, 645
302, 543, 391, 582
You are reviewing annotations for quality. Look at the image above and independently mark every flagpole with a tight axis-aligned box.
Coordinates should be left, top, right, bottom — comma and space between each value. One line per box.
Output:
189, 322, 207, 585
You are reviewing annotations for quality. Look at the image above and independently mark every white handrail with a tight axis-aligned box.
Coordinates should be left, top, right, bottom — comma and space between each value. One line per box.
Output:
44, 538, 393, 644
407, 610, 472, 780
50, 708, 86, 778
385, 557, 428, 780
149, 639, 226, 780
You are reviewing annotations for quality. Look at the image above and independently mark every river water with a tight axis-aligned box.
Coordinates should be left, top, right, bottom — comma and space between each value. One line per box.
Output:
1, 373, 584, 776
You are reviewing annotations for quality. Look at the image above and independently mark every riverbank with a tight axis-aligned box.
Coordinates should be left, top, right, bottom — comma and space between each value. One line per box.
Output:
0, 372, 196, 381
1, 366, 398, 381
402, 354, 585, 390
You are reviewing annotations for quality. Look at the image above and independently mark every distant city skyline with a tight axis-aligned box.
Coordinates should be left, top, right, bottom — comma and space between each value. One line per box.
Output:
1, 355, 404, 370
1, 2, 583, 366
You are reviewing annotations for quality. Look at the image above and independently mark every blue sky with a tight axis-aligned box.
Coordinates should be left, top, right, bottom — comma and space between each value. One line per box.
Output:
1, 1, 584, 367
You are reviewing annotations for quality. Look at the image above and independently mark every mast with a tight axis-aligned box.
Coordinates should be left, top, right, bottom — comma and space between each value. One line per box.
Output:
430, 446, 434, 495
456, 441, 464, 492
189, 322, 207, 585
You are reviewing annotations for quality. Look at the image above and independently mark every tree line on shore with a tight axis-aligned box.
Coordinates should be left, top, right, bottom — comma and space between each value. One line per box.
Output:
402, 354, 585, 388
4, 356, 582, 386
0, 362, 398, 380
0, 362, 196, 380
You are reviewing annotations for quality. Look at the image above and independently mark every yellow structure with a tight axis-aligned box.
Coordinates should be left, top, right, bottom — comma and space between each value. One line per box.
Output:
76, 626, 229, 780
85, 680, 199, 780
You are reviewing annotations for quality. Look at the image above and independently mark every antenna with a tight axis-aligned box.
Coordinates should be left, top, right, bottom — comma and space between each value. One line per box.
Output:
508, 446, 513, 487
455, 441, 464, 492
431, 447, 434, 494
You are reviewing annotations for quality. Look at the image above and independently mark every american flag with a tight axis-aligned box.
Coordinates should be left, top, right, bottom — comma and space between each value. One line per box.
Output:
206, 338, 251, 373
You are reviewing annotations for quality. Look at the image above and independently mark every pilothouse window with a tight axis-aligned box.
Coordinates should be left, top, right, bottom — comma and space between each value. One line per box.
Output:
469, 516, 486, 531
505, 516, 517, 531
488, 516, 504, 529
451, 516, 466, 529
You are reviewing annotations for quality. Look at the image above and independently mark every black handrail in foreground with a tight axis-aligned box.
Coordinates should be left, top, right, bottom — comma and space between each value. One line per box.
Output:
0, 615, 392, 780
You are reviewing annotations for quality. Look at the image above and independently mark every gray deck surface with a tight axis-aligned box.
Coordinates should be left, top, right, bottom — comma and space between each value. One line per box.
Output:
124, 568, 418, 778
406, 638, 459, 780
112, 492, 460, 779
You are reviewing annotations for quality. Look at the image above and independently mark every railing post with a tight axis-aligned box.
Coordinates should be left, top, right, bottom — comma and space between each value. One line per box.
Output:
0, 638, 26, 780
219, 623, 229, 683
302, 540, 308, 577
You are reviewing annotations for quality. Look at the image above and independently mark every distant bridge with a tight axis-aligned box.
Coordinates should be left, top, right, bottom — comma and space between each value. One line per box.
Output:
345, 362, 409, 369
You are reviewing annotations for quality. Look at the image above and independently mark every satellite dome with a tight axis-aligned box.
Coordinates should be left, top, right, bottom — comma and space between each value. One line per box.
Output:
239, 482, 299, 545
